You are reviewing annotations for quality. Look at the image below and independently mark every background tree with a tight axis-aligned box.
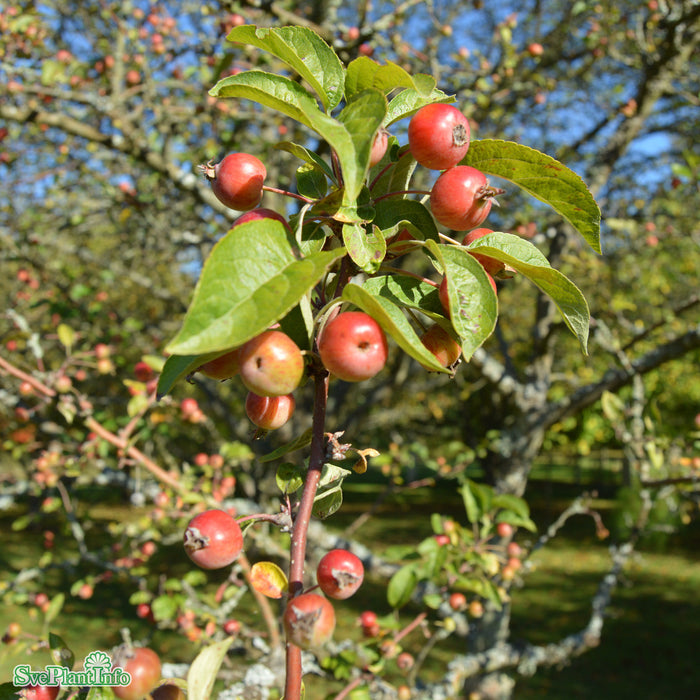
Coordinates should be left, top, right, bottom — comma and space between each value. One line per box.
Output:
1, 1, 698, 698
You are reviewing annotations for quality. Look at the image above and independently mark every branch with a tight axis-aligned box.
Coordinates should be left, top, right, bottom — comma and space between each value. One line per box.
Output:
417, 492, 654, 697
535, 324, 700, 432
0, 102, 234, 219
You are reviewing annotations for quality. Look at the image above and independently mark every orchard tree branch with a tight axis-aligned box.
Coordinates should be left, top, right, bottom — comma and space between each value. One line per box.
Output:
535, 324, 700, 433
0, 102, 236, 220
422, 500, 652, 698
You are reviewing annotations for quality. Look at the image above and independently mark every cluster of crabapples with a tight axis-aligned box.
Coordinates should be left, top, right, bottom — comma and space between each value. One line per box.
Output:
182, 507, 364, 649
194, 308, 390, 432
195, 102, 507, 426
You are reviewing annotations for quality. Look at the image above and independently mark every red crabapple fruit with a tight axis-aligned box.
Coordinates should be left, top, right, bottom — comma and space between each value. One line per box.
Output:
198, 348, 242, 381
369, 128, 389, 167
200, 153, 266, 211
183, 509, 243, 570
449, 592, 467, 611
408, 103, 471, 170
318, 311, 388, 382
238, 330, 304, 397
430, 166, 504, 231
420, 323, 462, 368
462, 228, 506, 277
111, 646, 161, 700
283, 593, 335, 649
233, 207, 291, 231
245, 392, 295, 430
316, 549, 364, 599
496, 522, 514, 538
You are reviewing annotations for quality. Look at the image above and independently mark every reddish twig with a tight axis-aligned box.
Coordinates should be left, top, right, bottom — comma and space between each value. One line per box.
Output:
284, 369, 330, 700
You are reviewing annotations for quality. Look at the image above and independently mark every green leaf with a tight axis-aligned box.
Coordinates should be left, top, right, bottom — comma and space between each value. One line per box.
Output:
165, 220, 345, 356
492, 493, 531, 520
384, 88, 454, 127
44, 593, 64, 625
152, 594, 179, 621
342, 223, 386, 273
465, 232, 590, 352
426, 241, 498, 360
296, 162, 328, 199
187, 638, 235, 700
275, 141, 335, 180
369, 144, 418, 199
387, 564, 418, 608
157, 353, 213, 399
342, 283, 450, 373
460, 481, 482, 524
462, 140, 601, 253
363, 275, 442, 316
336, 90, 388, 202
312, 488, 343, 519
345, 57, 435, 99
226, 25, 344, 111
260, 427, 313, 462
601, 390, 626, 423
49, 632, 74, 670
276, 462, 305, 494
211, 70, 323, 128
496, 512, 537, 532
213, 75, 382, 210
373, 197, 440, 245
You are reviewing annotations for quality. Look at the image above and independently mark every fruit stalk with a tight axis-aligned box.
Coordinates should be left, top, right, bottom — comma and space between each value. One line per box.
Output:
284, 368, 330, 700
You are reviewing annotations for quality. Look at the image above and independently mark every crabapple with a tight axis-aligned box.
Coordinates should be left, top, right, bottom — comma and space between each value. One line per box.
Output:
420, 324, 461, 368
430, 166, 504, 231
449, 592, 467, 611
318, 311, 388, 382
136, 603, 152, 619
134, 361, 154, 382
316, 549, 364, 599
496, 522, 514, 538
369, 128, 389, 167
386, 228, 416, 256
152, 686, 186, 700
198, 348, 242, 380
360, 610, 380, 637
507, 541, 522, 558
527, 42, 544, 57
462, 228, 506, 277
238, 330, 304, 397
183, 509, 243, 570
77, 583, 93, 599
180, 397, 199, 417
359, 610, 377, 627
434, 534, 450, 546
111, 646, 161, 700
201, 153, 266, 211
233, 207, 291, 231
507, 556, 522, 571
468, 600, 484, 618
397, 652, 415, 671
245, 391, 295, 430
223, 619, 241, 636
408, 103, 471, 170
54, 375, 72, 393
283, 593, 335, 649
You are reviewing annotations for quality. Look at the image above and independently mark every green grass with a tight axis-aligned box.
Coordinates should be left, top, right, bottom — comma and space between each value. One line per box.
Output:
1, 479, 699, 698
